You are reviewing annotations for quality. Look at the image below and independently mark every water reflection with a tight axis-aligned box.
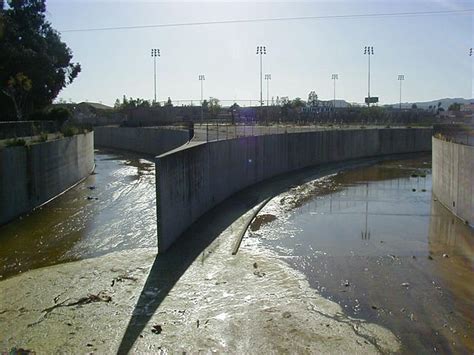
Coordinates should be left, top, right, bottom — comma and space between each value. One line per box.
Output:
250, 155, 473, 353
0, 149, 157, 280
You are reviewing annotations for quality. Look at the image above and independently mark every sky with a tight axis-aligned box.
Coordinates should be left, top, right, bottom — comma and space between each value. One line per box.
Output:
46, 0, 473, 106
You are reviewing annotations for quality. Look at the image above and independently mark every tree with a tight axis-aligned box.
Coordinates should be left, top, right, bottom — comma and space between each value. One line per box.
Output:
1, 72, 32, 120
208, 97, 221, 118
448, 102, 461, 111
411, 103, 418, 109
307, 91, 318, 107
0, 0, 81, 120
291, 97, 306, 109
164, 97, 173, 107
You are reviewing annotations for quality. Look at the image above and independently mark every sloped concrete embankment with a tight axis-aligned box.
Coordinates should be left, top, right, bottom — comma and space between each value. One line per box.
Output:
0, 132, 94, 225
156, 128, 432, 251
94, 126, 191, 156
432, 136, 474, 226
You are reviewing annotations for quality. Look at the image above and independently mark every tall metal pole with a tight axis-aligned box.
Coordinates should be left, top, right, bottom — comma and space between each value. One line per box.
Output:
153, 56, 156, 103
332, 74, 338, 111
398, 75, 404, 110
256, 46, 266, 107
364, 46, 374, 107
368, 52, 371, 104
199, 74, 205, 122
265, 74, 271, 106
260, 53, 263, 106
151, 48, 160, 103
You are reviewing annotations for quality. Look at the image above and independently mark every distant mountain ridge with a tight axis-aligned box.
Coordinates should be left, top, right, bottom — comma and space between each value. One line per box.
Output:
385, 98, 473, 110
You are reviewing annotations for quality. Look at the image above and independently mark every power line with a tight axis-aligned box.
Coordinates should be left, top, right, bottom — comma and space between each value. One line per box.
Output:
60, 9, 474, 33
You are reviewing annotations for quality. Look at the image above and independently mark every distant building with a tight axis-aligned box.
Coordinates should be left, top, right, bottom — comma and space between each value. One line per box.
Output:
460, 103, 474, 113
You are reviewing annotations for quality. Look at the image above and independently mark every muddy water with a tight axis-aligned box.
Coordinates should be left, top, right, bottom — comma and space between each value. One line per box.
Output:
0, 149, 157, 280
249, 155, 474, 353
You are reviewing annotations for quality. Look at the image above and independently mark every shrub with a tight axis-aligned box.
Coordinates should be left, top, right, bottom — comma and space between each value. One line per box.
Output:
61, 126, 79, 137
5, 138, 27, 147
37, 132, 48, 142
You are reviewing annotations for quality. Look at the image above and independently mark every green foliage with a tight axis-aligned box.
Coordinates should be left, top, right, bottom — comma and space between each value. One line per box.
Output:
0, 0, 81, 120
47, 107, 70, 123
448, 102, 461, 111
290, 97, 306, 109
115, 95, 152, 110
208, 97, 221, 118
307, 91, 318, 107
29, 106, 70, 122
164, 97, 173, 107
61, 125, 79, 137
36, 131, 48, 142
5, 137, 27, 147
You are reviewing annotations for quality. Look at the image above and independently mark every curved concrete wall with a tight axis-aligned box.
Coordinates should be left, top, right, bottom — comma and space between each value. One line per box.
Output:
432, 137, 474, 227
94, 126, 191, 156
0, 132, 94, 225
156, 128, 432, 252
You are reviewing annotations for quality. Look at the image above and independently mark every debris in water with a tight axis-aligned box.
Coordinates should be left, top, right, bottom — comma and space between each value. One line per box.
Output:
401, 282, 410, 288
253, 262, 258, 269
412, 188, 416, 192
253, 270, 266, 277
442, 253, 449, 258
88, 186, 96, 190
371, 305, 378, 310
428, 255, 434, 260
151, 324, 162, 334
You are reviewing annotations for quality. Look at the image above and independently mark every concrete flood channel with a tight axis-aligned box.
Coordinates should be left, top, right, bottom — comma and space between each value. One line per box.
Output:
0, 150, 472, 353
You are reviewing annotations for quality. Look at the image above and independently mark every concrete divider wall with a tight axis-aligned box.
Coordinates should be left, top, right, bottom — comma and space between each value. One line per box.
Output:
94, 126, 190, 156
432, 137, 474, 226
0, 132, 94, 225
156, 128, 432, 251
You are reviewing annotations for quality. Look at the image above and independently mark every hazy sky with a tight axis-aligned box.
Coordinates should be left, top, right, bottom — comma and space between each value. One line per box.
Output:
46, 0, 473, 106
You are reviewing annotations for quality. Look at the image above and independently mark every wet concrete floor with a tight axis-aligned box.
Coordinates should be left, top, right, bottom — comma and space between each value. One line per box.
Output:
0, 149, 157, 280
248, 155, 474, 353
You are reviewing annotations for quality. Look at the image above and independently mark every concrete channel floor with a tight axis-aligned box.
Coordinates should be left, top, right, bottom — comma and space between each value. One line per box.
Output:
0, 157, 405, 354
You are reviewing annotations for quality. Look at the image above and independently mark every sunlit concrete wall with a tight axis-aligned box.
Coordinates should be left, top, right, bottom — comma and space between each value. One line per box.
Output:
156, 128, 432, 252
432, 137, 474, 227
94, 126, 191, 156
0, 132, 94, 225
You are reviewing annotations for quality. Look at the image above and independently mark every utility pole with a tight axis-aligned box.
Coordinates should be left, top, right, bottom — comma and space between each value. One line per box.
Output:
151, 48, 160, 103
364, 46, 374, 106
265, 74, 271, 106
199, 75, 205, 122
331, 74, 338, 111
398, 75, 405, 110
256, 46, 266, 106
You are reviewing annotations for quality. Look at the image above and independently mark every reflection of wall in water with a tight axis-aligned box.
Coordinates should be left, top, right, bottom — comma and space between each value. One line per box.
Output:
427, 198, 474, 344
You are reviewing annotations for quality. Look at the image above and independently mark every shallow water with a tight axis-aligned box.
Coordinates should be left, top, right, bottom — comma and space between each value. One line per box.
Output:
0, 149, 157, 280
249, 155, 474, 353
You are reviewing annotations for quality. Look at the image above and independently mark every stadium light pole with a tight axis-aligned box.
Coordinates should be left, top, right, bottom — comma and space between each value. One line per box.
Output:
199, 75, 205, 121
265, 74, 271, 106
398, 75, 405, 110
256, 46, 266, 106
364, 46, 374, 106
331, 74, 338, 111
151, 48, 160, 103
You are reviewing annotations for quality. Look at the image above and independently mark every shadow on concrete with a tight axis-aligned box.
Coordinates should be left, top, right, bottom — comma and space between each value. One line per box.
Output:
116, 152, 428, 354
